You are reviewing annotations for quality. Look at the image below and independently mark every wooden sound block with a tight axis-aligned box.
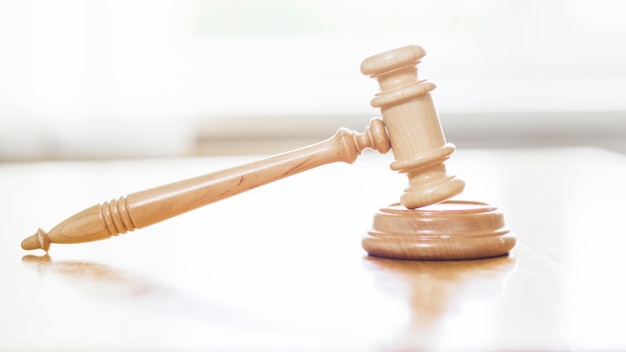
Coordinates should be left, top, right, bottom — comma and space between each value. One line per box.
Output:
362, 200, 516, 260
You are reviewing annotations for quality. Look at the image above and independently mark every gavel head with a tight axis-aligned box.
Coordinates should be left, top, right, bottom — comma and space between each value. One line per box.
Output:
361, 45, 465, 209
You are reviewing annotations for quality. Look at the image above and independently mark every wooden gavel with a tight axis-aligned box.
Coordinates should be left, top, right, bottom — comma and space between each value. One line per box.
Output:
21, 45, 469, 253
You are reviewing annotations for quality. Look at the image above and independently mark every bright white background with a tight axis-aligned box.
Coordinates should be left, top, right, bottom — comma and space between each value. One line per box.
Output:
1, 0, 625, 159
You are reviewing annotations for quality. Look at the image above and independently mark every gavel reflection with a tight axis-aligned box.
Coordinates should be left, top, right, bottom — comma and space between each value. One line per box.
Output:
363, 255, 518, 350
21, 45, 514, 260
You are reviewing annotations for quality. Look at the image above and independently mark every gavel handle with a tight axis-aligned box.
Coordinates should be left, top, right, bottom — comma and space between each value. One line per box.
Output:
21, 118, 390, 251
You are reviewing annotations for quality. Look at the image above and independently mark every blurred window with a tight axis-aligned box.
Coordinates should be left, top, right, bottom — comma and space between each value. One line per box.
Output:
0, 0, 625, 159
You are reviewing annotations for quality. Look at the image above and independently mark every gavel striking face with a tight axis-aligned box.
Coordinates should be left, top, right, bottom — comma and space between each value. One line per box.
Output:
21, 45, 515, 260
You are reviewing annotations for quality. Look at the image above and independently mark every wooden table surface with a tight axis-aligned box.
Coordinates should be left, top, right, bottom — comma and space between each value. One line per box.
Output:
2, 147, 626, 351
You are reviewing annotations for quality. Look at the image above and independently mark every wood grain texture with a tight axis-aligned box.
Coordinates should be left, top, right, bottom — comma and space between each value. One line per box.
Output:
21, 118, 390, 251
363, 201, 516, 260
361, 45, 465, 208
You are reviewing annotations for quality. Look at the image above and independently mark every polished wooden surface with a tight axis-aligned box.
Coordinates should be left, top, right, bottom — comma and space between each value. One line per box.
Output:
2, 147, 626, 351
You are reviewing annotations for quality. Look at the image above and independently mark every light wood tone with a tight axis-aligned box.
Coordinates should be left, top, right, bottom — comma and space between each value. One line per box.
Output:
359, 45, 509, 260
3, 148, 626, 351
21, 44, 510, 261
363, 200, 516, 260
21, 118, 390, 251
361, 44, 465, 209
